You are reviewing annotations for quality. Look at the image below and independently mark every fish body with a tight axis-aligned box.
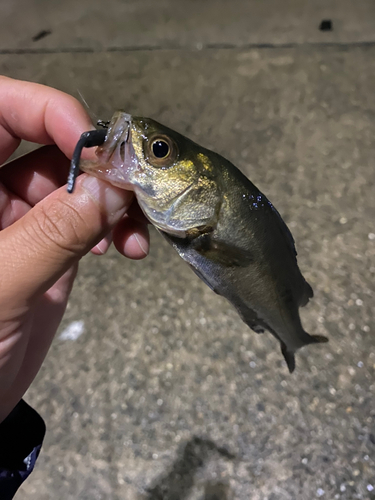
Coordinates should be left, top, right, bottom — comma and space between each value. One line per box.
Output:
78, 111, 328, 372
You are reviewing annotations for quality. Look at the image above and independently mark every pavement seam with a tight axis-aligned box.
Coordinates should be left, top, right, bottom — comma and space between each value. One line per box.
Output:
2, 40, 375, 55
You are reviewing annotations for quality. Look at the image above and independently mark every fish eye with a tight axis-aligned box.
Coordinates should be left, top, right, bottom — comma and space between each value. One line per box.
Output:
146, 134, 178, 168
152, 140, 170, 159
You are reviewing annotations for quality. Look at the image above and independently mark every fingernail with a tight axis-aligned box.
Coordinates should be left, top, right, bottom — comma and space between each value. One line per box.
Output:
94, 235, 112, 255
81, 175, 132, 215
134, 232, 149, 256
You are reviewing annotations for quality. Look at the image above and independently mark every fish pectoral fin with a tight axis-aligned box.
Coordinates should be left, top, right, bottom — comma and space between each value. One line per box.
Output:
187, 264, 220, 295
191, 233, 252, 267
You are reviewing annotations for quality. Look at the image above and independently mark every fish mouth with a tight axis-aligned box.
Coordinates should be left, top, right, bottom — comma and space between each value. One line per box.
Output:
96, 111, 132, 164
79, 111, 139, 190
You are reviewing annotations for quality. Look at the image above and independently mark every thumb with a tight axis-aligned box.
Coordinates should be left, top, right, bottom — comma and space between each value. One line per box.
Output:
0, 174, 133, 308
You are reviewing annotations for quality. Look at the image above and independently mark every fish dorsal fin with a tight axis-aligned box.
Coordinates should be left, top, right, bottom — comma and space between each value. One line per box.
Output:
243, 187, 298, 259
268, 201, 297, 258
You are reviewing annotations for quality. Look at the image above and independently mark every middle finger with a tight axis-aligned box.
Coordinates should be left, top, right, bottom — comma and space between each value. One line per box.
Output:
0, 145, 70, 206
0, 182, 31, 229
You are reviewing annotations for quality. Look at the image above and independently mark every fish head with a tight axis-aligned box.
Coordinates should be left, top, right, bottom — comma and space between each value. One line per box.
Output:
80, 112, 222, 236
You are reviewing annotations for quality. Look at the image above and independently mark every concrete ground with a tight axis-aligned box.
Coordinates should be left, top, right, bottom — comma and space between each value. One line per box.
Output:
1, 1, 374, 499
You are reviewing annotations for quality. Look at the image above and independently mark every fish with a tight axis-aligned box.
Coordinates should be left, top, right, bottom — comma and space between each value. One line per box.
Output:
72, 111, 328, 372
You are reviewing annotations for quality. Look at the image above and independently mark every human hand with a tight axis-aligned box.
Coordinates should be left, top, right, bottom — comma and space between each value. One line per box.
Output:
0, 77, 149, 422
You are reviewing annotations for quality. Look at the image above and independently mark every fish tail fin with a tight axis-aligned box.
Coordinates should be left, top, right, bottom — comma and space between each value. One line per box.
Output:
280, 343, 296, 373
280, 334, 328, 373
306, 334, 329, 345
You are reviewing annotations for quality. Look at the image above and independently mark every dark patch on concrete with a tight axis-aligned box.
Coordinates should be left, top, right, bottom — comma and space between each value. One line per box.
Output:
204, 481, 233, 500
32, 30, 51, 42
141, 437, 235, 500
319, 20, 333, 32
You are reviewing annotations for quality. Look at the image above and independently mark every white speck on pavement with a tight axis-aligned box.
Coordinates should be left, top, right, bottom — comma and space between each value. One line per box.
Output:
59, 320, 85, 341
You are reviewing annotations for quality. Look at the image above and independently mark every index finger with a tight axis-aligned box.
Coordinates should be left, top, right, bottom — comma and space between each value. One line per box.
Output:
0, 76, 94, 165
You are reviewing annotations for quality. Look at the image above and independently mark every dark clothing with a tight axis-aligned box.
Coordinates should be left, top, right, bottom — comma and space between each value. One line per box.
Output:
0, 400, 45, 499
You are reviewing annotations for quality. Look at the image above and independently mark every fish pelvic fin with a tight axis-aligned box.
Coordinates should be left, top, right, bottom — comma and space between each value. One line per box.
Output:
281, 343, 296, 373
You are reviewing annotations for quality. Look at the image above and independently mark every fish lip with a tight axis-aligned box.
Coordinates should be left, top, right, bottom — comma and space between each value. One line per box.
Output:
97, 111, 132, 165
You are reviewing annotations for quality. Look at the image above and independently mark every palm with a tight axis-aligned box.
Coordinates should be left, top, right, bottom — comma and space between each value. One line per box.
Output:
0, 149, 77, 419
21, 268, 77, 391
4, 269, 75, 409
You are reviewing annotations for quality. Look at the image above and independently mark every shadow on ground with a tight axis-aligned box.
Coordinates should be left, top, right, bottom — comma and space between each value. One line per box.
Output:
140, 437, 235, 500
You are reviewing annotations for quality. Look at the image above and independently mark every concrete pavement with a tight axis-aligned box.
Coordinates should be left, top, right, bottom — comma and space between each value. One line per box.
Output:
0, 1, 374, 499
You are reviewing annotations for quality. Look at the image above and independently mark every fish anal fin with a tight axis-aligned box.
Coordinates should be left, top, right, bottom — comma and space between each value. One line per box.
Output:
190, 233, 252, 267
